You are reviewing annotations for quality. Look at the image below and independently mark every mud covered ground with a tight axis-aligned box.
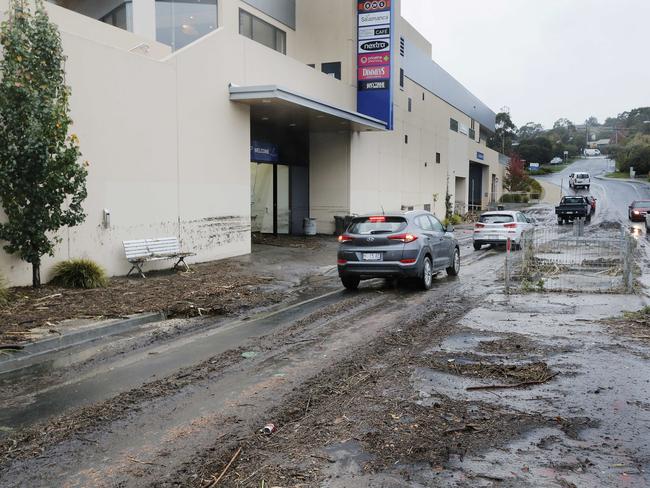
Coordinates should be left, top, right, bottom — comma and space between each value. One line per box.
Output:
604, 306, 650, 342
0, 238, 338, 343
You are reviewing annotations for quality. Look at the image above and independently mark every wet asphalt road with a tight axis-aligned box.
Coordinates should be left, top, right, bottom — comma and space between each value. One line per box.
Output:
538, 156, 650, 228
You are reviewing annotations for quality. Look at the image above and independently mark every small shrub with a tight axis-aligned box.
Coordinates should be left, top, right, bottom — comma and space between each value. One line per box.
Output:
0, 274, 8, 306
50, 259, 108, 289
443, 214, 463, 227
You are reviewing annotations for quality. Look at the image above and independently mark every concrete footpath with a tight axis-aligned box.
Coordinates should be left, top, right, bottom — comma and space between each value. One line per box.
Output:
536, 177, 562, 204
0, 313, 164, 374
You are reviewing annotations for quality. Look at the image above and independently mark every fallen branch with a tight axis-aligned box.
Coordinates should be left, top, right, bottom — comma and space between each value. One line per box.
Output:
206, 446, 242, 487
444, 424, 482, 434
310, 454, 336, 463
466, 372, 559, 391
0, 344, 24, 351
127, 455, 167, 467
35, 293, 62, 301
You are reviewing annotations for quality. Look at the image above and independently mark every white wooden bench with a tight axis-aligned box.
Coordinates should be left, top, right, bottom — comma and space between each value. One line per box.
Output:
123, 237, 195, 278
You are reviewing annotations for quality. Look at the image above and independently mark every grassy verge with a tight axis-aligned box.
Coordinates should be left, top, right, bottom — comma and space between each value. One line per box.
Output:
604, 171, 630, 179
528, 163, 570, 176
548, 163, 571, 173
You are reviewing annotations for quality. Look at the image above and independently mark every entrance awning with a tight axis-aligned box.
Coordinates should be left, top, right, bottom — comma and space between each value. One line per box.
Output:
229, 84, 387, 132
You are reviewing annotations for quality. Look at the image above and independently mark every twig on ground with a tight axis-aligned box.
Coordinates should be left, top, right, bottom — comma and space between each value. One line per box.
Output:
127, 455, 167, 467
310, 454, 336, 463
305, 395, 311, 414
466, 372, 559, 391
206, 446, 242, 487
35, 293, 62, 301
444, 424, 483, 434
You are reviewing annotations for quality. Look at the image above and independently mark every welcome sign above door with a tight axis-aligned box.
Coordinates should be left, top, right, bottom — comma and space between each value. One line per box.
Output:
251, 140, 279, 163
357, 0, 394, 129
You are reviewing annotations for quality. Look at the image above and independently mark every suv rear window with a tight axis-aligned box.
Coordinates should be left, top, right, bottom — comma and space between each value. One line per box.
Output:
562, 197, 585, 204
575, 173, 589, 178
480, 214, 514, 224
348, 216, 407, 235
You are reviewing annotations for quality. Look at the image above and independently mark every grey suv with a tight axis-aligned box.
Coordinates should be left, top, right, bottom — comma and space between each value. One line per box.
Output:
337, 211, 460, 290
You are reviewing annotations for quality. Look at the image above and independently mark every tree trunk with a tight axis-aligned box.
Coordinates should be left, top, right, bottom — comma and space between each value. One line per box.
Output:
32, 260, 41, 288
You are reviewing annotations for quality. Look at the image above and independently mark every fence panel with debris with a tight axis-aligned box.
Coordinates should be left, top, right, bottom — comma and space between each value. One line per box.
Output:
504, 225, 637, 293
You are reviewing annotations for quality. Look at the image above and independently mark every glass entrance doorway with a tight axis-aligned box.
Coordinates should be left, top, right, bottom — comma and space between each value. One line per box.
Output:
251, 163, 289, 234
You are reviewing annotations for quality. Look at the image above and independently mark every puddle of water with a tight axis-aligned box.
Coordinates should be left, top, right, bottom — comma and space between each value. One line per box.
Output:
443, 426, 650, 487
437, 332, 503, 355
409, 291, 650, 486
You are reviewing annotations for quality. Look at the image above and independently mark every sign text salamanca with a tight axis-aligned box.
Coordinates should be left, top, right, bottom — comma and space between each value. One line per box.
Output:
357, 0, 393, 129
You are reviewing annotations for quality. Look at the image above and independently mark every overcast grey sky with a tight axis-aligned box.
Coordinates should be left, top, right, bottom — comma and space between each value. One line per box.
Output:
401, 0, 650, 129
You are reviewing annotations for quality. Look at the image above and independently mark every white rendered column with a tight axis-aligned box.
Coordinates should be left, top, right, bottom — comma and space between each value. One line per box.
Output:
131, 0, 156, 41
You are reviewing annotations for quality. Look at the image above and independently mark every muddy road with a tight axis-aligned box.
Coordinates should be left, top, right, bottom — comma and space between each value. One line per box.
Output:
2, 162, 650, 487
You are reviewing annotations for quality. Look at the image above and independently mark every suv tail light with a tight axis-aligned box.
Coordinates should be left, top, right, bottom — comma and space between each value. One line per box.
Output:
503, 223, 517, 228
389, 233, 418, 243
475, 223, 485, 229
338, 234, 353, 243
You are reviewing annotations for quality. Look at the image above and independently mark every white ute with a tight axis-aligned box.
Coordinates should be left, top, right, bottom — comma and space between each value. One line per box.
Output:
569, 172, 591, 190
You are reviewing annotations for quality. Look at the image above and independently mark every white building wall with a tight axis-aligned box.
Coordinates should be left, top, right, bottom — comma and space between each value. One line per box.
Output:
309, 132, 351, 235
0, 0, 503, 285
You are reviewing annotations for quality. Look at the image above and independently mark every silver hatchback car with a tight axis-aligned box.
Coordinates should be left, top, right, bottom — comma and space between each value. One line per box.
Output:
337, 211, 460, 290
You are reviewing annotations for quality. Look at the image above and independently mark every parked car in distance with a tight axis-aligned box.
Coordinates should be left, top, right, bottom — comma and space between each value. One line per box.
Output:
556, 196, 591, 224
473, 211, 533, 251
585, 196, 597, 214
569, 172, 591, 190
584, 148, 601, 157
337, 211, 460, 291
629, 200, 650, 221
550, 157, 563, 165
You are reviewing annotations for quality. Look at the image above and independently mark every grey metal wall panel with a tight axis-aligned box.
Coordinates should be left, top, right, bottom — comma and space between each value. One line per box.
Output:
242, 0, 296, 29
401, 38, 496, 131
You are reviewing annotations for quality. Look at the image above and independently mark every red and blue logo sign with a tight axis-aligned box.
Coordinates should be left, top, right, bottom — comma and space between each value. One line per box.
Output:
358, 1, 390, 12
357, 0, 393, 128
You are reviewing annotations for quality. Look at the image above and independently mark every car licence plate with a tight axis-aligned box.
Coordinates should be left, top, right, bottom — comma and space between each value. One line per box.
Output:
363, 253, 382, 261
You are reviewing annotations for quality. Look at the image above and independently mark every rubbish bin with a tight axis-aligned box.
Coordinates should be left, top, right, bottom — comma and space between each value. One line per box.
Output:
344, 215, 354, 229
303, 217, 317, 236
334, 215, 354, 235
334, 216, 345, 236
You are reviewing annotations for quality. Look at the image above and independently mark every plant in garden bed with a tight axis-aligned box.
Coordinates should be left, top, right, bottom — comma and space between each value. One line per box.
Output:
50, 259, 108, 289
0, 0, 88, 287
443, 214, 463, 227
0, 274, 8, 306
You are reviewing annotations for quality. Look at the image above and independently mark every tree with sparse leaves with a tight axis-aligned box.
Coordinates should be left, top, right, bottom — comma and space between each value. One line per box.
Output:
487, 111, 517, 154
0, 0, 88, 287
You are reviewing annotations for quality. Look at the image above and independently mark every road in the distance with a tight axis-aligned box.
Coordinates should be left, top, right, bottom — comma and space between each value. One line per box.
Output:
537, 157, 650, 229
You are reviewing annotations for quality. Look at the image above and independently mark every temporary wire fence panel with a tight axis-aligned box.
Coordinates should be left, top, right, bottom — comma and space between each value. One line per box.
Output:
504, 226, 637, 294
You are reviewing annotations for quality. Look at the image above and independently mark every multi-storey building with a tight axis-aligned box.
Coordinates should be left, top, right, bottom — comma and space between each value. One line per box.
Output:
0, 0, 505, 285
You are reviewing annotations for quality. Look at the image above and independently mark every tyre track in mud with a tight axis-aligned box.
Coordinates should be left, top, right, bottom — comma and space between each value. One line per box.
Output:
0, 283, 435, 487
162, 282, 581, 488
0, 251, 507, 487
